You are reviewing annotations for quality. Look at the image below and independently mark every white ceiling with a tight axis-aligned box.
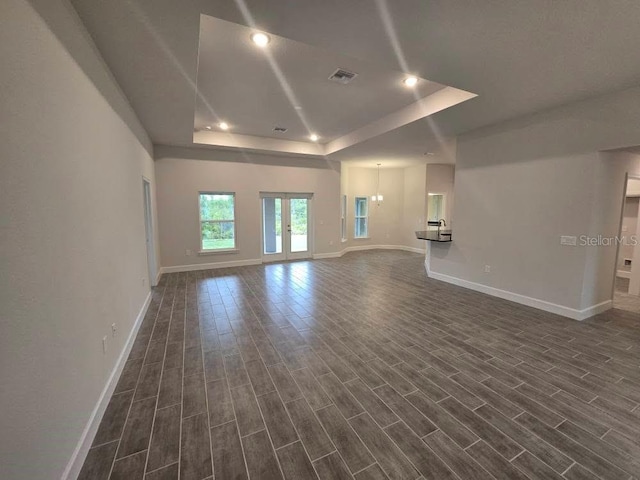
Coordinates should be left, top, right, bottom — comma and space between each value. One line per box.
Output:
192, 15, 474, 156
70, 0, 640, 165
195, 15, 445, 143
336, 120, 457, 169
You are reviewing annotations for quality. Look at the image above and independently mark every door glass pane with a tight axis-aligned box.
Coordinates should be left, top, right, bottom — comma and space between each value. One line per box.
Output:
263, 198, 282, 254
290, 198, 308, 253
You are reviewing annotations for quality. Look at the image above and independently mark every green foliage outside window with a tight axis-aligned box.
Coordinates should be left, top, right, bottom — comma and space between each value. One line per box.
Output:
289, 198, 308, 235
200, 194, 235, 250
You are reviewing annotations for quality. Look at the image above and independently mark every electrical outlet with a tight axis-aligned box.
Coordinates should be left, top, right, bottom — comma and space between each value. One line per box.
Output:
622, 225, 628, 232
111, 323, 117, 337
102, 336, 108, 354
329, 240, 334, 245
185, 249, 192, 256
484, 265, 491, 273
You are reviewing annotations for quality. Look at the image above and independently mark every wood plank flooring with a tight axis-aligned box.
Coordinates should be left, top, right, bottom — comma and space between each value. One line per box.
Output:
79, 250, 640, 479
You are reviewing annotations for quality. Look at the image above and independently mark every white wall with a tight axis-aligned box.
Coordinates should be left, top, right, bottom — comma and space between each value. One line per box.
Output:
154, 146, 342, 268
625, 178, 640, 196
430, 85, 640, 318
616, 197, 638, 273
402, 164, 428, 250
426, 164, 455, 227
342, 166, 407, 249
0, 1, 157, 478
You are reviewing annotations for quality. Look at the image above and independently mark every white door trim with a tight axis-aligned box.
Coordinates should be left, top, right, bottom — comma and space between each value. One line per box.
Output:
142, 178, 157, 286
260, 193, 313, 262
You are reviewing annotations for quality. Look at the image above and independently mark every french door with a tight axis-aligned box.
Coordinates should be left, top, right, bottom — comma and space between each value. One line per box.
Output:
261, 193, 313, 262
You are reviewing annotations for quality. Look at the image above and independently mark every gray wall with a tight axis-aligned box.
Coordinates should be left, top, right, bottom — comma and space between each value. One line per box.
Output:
426, 164, 455, 227
618, 197, 639, 273
154, 147, 342, 268
402, 164, 428, 250
430, 84, 640, 314
343, 166, 406, 248
0, 0, 157, 478
341, 164, 428, 252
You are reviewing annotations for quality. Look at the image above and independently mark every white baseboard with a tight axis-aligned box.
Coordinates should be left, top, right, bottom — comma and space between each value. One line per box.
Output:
162, 246, 426, 273
427, 270, 612, 321
155, 269, 163, 285
62, 291, 152, 480
579, 300, 613, 319
313, 245, 426, 260
312, 251, 343, 259
397, 245, 427, 254
160, 258, 262, 274
343, 244, 426, 255
617, 269, 631, 279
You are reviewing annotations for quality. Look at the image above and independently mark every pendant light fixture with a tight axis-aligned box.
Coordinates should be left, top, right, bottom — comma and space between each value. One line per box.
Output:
371, 163, 384, 206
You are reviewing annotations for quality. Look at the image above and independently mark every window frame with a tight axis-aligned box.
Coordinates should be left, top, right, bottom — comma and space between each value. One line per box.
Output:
198, 192, 238, 254
354, 196, 369, 239
341, 194, 347, 242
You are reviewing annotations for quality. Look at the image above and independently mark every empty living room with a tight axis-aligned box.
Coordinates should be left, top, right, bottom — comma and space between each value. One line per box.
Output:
3, 1, 640, 479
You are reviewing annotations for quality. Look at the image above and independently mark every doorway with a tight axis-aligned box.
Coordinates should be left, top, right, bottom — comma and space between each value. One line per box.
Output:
142, 178, 157, 286
613, 175, 640, 312
261, 193, 313, 262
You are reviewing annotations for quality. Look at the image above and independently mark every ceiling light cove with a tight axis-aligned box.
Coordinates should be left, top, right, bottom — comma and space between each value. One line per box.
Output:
250, 32, 270, 47
403, 76, 418, 87
192, 15, 477, 156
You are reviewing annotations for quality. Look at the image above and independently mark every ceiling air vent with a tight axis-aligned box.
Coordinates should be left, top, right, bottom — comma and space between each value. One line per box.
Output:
328, 68, 358, 84
273, 126, 288, 133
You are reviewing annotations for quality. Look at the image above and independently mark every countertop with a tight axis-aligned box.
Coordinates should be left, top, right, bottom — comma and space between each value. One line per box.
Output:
415, 230, 453, 242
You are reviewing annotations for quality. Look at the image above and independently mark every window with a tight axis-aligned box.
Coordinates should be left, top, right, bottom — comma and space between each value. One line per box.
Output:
199, 193, 236, 251
427, 193, 445, 223
341, 195, 347, 241
354, 196, 368, 238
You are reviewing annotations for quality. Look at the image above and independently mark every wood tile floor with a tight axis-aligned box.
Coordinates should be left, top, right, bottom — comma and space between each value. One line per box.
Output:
79, 250, 640, 480
614, 277, 640, 314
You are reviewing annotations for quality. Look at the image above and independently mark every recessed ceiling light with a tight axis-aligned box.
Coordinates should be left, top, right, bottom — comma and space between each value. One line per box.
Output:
205, 125, 212, 130
251, 32, 270, 47
218, 122, 229, 130
294, 106, 303, 110
424, 151, 435, 156
403, 76, 418, 87
309, 134, 319, 142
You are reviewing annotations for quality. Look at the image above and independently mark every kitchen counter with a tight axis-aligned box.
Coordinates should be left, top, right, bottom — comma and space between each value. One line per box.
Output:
415, 230, 452, 242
